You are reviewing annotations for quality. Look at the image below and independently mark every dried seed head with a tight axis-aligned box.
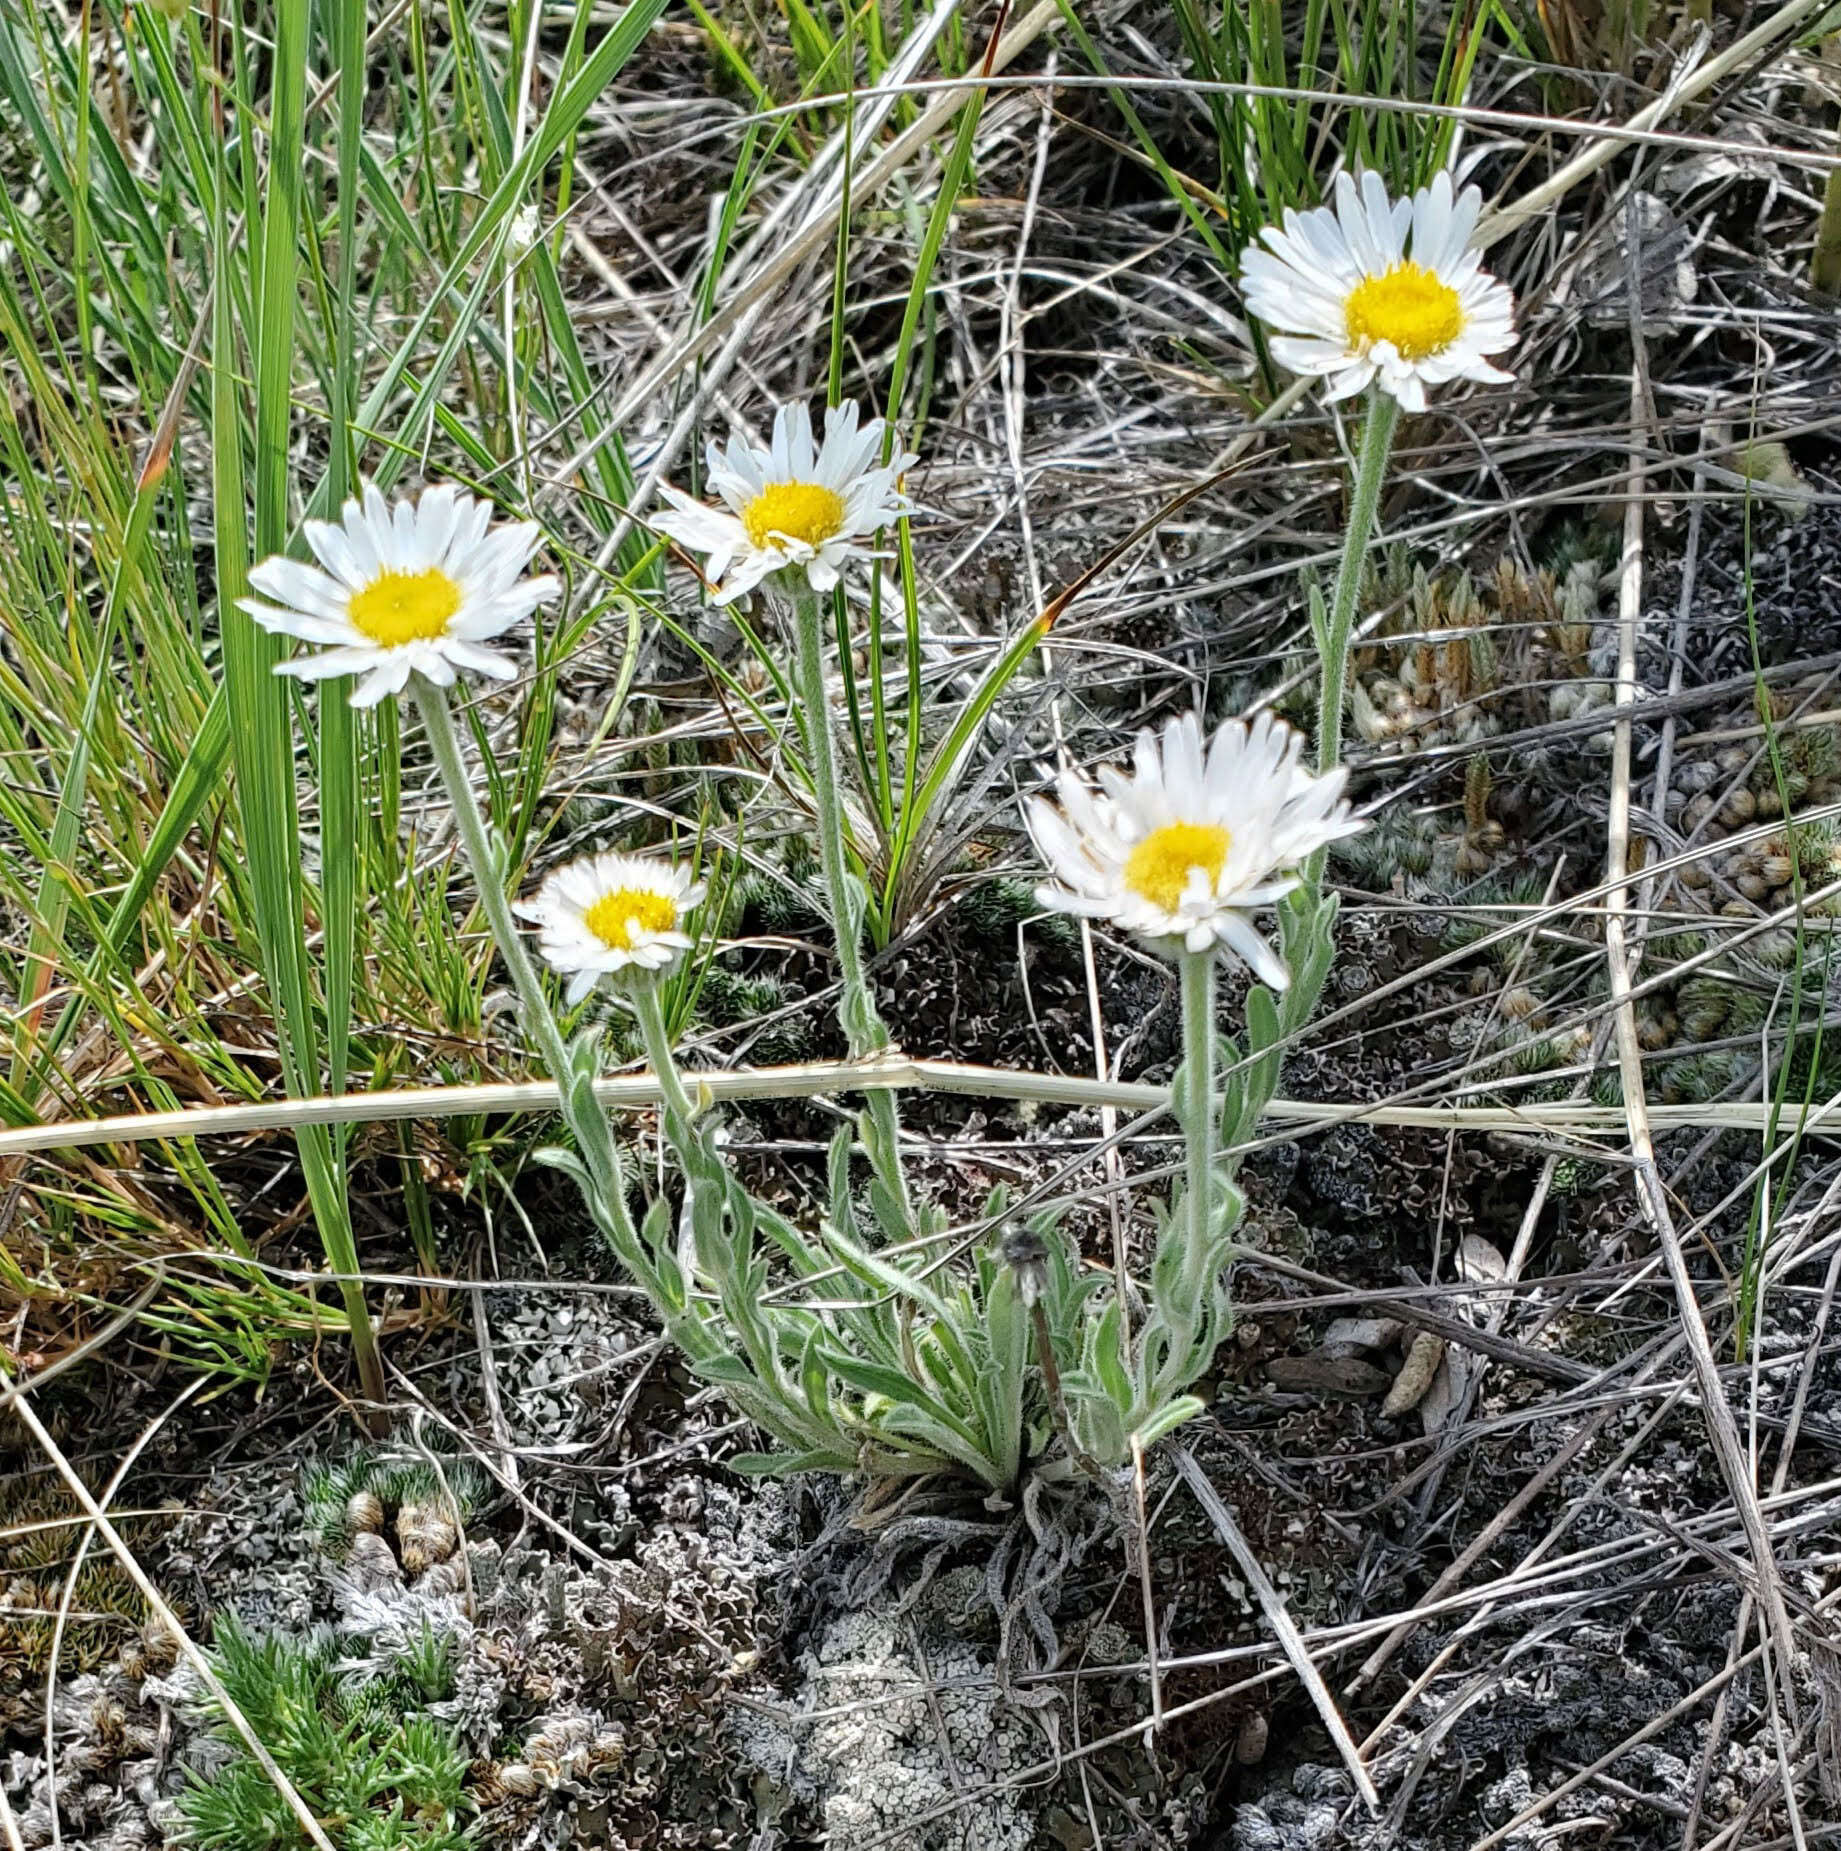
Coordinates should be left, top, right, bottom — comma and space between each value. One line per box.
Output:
1463, 754, 1492, 834
140, 1618, 180, 1674
1000, 1224, 1050, 1307
1636, 1012, 1672, 1052
1721, 788, 1758, 828
346, 1490, 386, 1535
396, 1501, 460, 1578
1551, 1024, 1595, 1063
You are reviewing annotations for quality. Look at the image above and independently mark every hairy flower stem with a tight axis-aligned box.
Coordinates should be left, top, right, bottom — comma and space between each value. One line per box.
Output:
1029, 1296, 1110, 1486
413, 678, 666, 1304
1317, 388, 1399, 774
1178, 950, 1217, 1306
783, 574, 911, 1227
629, 982, 698, 1141
415, 684, 570, 1079
629, 979, 726, 1295
628, 971, 825, 1448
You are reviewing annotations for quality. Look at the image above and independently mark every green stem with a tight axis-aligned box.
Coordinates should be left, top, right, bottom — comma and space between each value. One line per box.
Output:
413, 678, 664, 1301
785, 573, 883, 1055
630, 981, 697, 1141
416, 680, 575, 1085
785, 573, 913, 1233
1179, 950, 1217, 1297
1317, 387, 1399, 775
628, 971, 788, 1394
1815, 153, 1841, 296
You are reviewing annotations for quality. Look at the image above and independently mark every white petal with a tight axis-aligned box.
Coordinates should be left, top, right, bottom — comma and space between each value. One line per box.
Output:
1214, 911, 1291, 989
239, 597, 359, 646
247, 555, 350, 619
443, 639, 520, 679
276, 643, 385, 682
351, 653, 416, 708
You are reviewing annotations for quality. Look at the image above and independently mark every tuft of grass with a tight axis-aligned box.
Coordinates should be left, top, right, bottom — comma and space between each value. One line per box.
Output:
0, 0, 662, 1386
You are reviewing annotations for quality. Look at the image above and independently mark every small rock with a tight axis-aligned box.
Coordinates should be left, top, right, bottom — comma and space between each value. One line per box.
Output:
1458, 1234, 1508, 1283
1236, 1712, 1270, 1765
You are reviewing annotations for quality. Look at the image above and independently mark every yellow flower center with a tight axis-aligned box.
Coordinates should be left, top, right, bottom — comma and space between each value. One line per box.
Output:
583, 888, 678, 951
743, 481, 847, 552
347, 568, 463, 647
1343, 261, 1463, 361
1123, 822, 1231, 913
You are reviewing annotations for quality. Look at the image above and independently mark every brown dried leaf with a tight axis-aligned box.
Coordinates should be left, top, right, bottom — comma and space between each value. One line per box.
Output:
1266, 1352, 1395, 1398
1322, 1316, 1406, 1354
1458, 1235, 1508, 1283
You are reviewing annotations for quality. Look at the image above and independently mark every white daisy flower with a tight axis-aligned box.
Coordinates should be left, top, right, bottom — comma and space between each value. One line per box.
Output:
1027, 711, 1365, 987
240, 482, 559, 709
1241, 169, 1517, 413
513, 851, 706, 1003
653, 398, 915, 605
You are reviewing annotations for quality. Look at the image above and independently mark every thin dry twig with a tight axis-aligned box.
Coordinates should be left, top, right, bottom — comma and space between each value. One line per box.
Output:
1602, 358, 1805, 1719
1129, 1434, 1164, 1731
44, 1379, 205, 1851
1476, 0, 1830, 250
2, 1053, 1837, 1158
1172, 1446, 1381, 1815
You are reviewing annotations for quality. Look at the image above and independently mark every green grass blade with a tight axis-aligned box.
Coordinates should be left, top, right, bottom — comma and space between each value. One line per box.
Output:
216, 0, 385, 1422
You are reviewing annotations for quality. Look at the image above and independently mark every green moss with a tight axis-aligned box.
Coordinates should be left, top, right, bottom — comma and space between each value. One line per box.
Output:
954, 876, 1078, 951
728, 865, 821, 932
176, 1615, 471, 1851
0, 1486, 156, 1674
696, 964, 813, 1062
300, 1452, 485, 1562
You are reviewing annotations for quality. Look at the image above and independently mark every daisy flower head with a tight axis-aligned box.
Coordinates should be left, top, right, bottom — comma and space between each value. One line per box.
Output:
653, 398, 915, 605
1240, 169, 1516, 413
1027, 711, 1365, 988
514, 851, 706, 1003
241, 482, 559, 709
